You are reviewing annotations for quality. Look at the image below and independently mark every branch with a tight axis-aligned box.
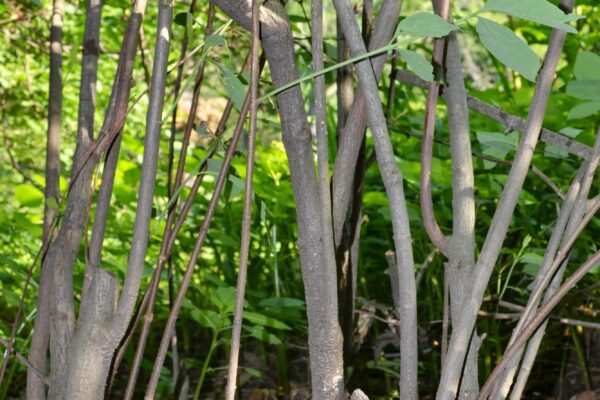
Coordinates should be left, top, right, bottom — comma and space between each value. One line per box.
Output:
437, 10, 571, 398
421, 0, 450, 255
477, 249, 600, 400
108, 0, 172, 344
331, 0, 404, 246
333, 0, 418, 397
396, 70, 593, 161
225, 1, 260, 397
0, 338, 49, 386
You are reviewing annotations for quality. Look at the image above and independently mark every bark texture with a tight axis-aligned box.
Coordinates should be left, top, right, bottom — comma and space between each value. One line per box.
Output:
210, 1, 344, 397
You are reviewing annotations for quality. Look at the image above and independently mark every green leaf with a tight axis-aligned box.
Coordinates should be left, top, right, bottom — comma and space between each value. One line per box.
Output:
191, 309, 226, 330
174, 12, 188, 27
259, 297, 305, 308
15, 184, 44, 207
396, 12, 459, 38
545, 144, 567, 159
216, 63, 246, 110
568, 101, 600, 120
205, 34, 226, 49
243, 311, 291, 330
477, 131, 519, 150
574, 51, 600, 81
243, 367, 263, 377
245, 325, 282, 345
476, 17, 540, 82
46, 196, 59, 210
559, 127, 584, 138
398, 49, 434, 82
566, 80, 600, 101
209, 287, 237, 313
174, 11, 193, 38
482, 0, 582, 33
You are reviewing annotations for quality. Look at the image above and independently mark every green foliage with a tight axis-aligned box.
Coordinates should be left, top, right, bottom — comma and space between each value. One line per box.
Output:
482, 0, 582, 33
476, 17, 540, 82
395, 12, 459, 38
1, 0, 599, 398
398, 49, 434, 82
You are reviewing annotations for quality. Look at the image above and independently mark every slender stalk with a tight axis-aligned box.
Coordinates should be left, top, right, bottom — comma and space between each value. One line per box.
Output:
28, 0, 104, 397
333, 0, 418, 397
436, 15, 571, 398
43, 0, 63, 244
500, 125, 600, 399
122, 8, 216, 398
145, 85, 253, 400
395, 70, 593, 162
421, 0, 450, 255
477, 249, 600, 400
224, 0, 260, 397
330, 0, 404, 244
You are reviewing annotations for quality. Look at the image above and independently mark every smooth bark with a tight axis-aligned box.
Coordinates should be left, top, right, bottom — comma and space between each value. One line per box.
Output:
332, 0, 418, 397
209, 1, 345, 397
436, 8, 571, 398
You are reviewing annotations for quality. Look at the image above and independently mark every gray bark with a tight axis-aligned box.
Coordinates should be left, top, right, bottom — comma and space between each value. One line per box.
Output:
210, 1, 345, 397
436, 8, 571, 399
332, 0, 418, 398
43, 0, 63, 243
331, 0, 404, 245
445, 32, 481, 399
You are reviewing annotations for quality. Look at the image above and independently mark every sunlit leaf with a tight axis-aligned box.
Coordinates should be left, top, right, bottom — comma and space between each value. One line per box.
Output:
573, 51, 600, 81
216, 63, 246, 110
396, 12, 459, 38
243, 311, 291, 330
566, 80, 600, 101
482, 0, 582, 33
476, 17, 540, 82
15, 184, 43, 207
398, 49, 433, 82
568, 101, 600, 120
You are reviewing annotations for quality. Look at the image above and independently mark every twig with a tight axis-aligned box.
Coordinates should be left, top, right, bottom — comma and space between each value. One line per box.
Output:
437, 13, 571, 398
0, 338, 49, 386
145, 74, 255, 400
334, 0, 418, 397
420, 0, 450, 255
224, 0, 260, 397
396, 70, 593, 161
477, 249, 600, 400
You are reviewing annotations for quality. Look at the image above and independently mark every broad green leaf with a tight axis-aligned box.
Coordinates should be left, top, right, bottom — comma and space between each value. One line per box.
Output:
216, 63, 246, 110
396, 12, 459, 38
545, 144, 567, 159
559, 127, 584, 138
476, 131, 519, 150
205, 34, 226, 49
574, 51, 600, 81
568, 101, 600, 120
174, 12, 193, 38
191, 309, 225, 330
566, 80, 600, 101
521, 252, 544, 276
173, 12, 188, 27
209, 286, 237, 313
45, 196, 59, 210
478, 131, 519, 169
245, 325, 282, 345
398, 49, 434, 82
259, 297, 305, 308
243, 367, 263, 377
476, 17, 540, 82
15, 184, 44, 207
243, 311, 291, 330
482, 0, 582, 33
